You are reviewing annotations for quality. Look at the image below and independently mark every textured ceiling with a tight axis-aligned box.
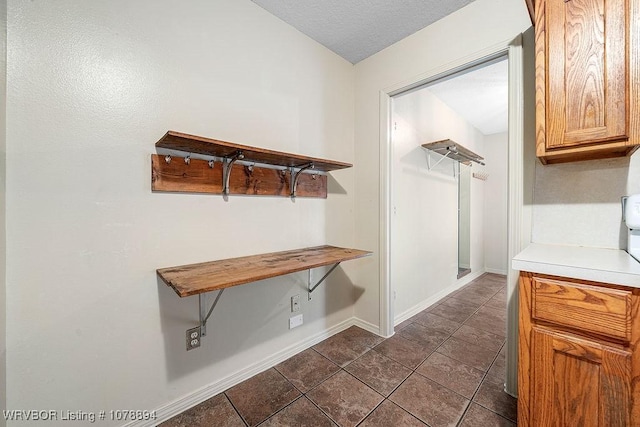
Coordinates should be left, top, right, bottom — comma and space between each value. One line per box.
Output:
428, 59, 508, 135
250, 0, 505, 133
251, 0, 476, 63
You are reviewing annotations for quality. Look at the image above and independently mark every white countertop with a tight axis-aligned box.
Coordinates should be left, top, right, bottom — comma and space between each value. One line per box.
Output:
513, 243, 640, 287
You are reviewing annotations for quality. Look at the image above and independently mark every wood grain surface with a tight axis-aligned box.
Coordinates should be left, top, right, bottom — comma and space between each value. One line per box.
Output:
548, 0, 626, 147
535, 0, 637, 163
519, 271, 640, 426
531, 328, 631, 426
421, 139, 484, 164
157, 245, 372, 297
518, 272, 533, 427
532, 277, 632, 342
525, 0, 534, 23
535, 0, 548, 161
156, 131, 352, 172
151, 154, 327, 198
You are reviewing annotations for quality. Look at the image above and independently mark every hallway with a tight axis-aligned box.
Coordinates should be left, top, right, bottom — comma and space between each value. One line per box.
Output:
162, 273, 515, 426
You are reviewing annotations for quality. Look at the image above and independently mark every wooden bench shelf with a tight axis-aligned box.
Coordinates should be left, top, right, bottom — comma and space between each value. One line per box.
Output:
158, 245, 371, 297
152, 131, 353, 198
158, 245, 371, 350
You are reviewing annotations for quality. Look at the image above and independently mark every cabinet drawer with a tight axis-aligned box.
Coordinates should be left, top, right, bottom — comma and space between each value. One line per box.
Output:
531, 277, 632, 342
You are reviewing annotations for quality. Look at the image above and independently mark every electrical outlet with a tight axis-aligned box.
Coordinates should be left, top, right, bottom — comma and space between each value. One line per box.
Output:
289, 314, 303, 329
291, 294, 300, 312
186, 326, 201, 351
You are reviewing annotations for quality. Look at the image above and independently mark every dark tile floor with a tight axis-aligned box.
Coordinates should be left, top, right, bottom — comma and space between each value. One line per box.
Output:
161, 273, 516, 427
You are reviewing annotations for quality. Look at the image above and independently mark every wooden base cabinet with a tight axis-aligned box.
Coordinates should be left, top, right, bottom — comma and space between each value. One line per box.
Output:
518, 272, 640, 426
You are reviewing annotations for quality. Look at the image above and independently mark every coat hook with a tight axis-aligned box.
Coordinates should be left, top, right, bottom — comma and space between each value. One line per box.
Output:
165, 155, 171, 164
185, 155, 191, 165
208, 160, 215, 168
247, 164, 254, 172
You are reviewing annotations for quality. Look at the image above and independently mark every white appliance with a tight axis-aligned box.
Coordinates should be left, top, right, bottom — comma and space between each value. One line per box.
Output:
624, 194, 640, 262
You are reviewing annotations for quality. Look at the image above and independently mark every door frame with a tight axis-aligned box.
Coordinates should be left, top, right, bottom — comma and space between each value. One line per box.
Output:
377, 35, 528, 396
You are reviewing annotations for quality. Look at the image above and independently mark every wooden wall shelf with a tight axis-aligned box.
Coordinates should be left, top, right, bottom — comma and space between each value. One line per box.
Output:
151, 154, 327, 198
421, 139, 485, 167
153, 131, 352, 198
156, 131, 352, 172
157, 245, 371, 297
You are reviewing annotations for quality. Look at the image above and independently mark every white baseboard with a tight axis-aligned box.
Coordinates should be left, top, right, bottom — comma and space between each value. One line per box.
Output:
394, 269, 486, 326
125, 318, 360, 427
485, 267, 508, 275
127, 267, 510, 427
457, 269, 487, 287
394, 292, 446, 326
352, 317, 385, 337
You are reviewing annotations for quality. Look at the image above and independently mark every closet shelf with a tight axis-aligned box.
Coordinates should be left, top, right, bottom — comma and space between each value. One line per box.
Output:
157, 245, 372, 297
421, 139, 485, 166
156, 131, 353, 172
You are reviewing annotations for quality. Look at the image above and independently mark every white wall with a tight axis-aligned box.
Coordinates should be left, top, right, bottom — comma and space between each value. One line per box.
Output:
460, 165, 472, 269
391, 89, 486, 320
529, 0, 640, 250
0, 0, 6, 423
532, 154, 640, 249
6, 0, 355, 423
483, 132, 508, 274
353, 0, 532, 327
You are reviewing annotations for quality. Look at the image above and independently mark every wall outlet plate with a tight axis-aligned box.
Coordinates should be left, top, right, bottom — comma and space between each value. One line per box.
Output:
186, 326, 201, 351
289, 314, 303, 329
291, 294, 300, 312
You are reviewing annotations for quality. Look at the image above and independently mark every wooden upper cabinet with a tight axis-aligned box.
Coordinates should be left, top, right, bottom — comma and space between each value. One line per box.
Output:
536, 0, 639, 164
525, 0, 534, 23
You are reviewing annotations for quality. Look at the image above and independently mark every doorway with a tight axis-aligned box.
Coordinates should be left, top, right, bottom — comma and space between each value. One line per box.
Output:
389, 56, 509, 326
377, 36, 530, 397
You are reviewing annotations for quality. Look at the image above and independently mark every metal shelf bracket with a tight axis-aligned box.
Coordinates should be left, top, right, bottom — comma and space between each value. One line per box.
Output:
223, 151, 244, 195
307, 263, 340, 300
427, 150, 452, 171
290, 162, 315, 198
199, 289, 225, 336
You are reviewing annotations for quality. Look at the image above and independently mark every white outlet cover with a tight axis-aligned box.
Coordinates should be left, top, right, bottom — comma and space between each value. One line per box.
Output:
291, 294, 300, 312
289, 314, 303, 329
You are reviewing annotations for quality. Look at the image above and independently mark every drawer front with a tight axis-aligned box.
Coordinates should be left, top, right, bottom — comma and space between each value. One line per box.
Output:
532, 277, 632, 342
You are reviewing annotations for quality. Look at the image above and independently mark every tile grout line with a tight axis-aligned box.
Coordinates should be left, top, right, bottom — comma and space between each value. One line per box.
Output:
457, 284, 512, 424
454, 292, 513, 426
254, 394, 305, 427
457, 340, 515, 426
380, 311, 468, 425
300, 336, 385, 427
392, 279, 509, 426
341, 331, 425, 426
389, 276, 511, 425
342, 279, 505, 425
167, 277, 509, 427
300, 371, 344, 427
222, 391, 250, 427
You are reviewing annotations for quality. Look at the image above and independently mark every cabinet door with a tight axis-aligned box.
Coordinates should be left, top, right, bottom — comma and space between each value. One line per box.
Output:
540, 0, 628, 150
531, 328, 631, 426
